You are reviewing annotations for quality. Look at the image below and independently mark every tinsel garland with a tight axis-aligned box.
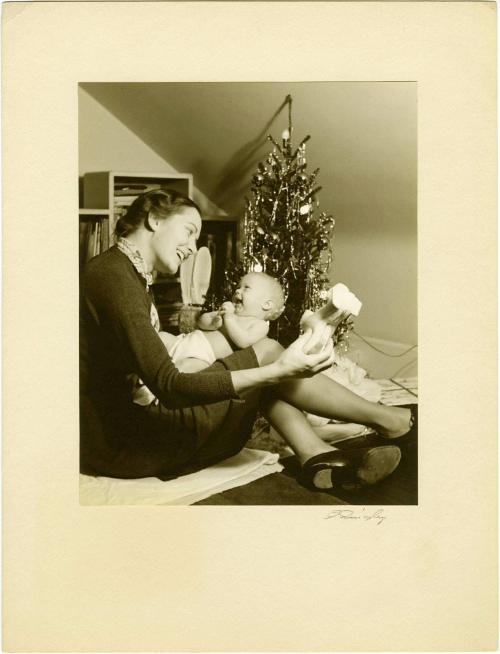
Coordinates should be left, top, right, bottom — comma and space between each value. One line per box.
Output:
225, 95, 354, 348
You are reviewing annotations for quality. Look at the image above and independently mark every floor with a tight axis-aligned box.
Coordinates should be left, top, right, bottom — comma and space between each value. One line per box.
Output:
196, 405, 418, 506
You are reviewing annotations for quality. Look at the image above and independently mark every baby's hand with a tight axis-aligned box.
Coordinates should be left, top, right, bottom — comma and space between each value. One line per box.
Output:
221, 301, 236, 315
197, 310, 223, 331
209, 313, 223, 329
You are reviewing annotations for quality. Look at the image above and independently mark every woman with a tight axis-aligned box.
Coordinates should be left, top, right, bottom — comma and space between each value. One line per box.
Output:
80, 190, 415, 490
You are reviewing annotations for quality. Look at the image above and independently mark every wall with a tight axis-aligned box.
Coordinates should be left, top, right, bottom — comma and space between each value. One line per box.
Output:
334, 231, 417, 377
334, 232, 417, 344
323, 83, 417, 349
78, 87, 224, 216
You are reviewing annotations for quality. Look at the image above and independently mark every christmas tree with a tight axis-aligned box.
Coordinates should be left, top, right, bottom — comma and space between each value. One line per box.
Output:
226, 95, 353, 347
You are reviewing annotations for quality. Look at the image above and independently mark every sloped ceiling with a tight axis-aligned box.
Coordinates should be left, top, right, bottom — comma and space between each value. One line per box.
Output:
80, 82, 416, 235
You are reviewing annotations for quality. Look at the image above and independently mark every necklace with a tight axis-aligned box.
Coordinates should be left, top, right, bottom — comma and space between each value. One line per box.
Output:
116, 237, 154, 289
117, 237, 160, 332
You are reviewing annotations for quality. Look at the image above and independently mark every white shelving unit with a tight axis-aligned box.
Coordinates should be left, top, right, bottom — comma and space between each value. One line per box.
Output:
83, 171, 193, 245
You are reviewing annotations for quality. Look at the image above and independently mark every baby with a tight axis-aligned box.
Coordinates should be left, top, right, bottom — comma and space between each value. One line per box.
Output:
173, 270, 285, 370
131, 272, 285, 405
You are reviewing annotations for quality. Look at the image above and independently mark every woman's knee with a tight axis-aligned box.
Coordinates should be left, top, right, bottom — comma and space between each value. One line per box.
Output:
252, 337, 284, 366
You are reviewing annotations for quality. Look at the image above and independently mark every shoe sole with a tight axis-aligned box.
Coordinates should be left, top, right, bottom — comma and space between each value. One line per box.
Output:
313, 446, 402, 490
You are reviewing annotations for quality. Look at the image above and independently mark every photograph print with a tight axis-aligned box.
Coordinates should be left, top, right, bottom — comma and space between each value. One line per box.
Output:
79, 82, 417, 506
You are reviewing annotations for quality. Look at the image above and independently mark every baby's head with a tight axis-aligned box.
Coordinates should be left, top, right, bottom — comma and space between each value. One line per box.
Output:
232, 272, 285, 321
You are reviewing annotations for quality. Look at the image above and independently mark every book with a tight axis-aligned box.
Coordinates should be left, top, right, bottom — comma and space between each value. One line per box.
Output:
114, 183, 161, 196
85, 221, 97, 264
101, 218, 109, 252
79, 221, 91, 268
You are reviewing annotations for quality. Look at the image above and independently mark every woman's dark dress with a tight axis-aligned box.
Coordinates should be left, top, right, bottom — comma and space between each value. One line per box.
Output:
80, 247, 261, 480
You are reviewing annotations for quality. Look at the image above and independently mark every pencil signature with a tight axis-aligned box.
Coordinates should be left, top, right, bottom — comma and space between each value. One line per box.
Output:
324, 508, 387, 525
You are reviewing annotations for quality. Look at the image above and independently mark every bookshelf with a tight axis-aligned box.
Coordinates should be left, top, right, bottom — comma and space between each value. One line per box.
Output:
80, 171, 239, 332
79, 208, 111, 269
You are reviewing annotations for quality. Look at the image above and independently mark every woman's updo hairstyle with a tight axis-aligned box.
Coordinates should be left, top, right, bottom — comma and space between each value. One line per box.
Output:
115, 189, 201, 239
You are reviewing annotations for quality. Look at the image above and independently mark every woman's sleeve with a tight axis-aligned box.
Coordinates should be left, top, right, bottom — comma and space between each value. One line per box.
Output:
84, 262, 241, 408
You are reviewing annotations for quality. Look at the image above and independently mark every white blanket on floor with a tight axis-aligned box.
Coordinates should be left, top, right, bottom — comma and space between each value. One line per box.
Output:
79, 448, 283, 505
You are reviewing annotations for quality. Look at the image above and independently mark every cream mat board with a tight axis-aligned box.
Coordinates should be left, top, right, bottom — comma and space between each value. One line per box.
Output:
80, 448, 283, 505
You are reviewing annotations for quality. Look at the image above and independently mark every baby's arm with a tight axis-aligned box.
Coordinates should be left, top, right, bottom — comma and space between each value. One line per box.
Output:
221, 302, 270, 349
197, 310, 223, 331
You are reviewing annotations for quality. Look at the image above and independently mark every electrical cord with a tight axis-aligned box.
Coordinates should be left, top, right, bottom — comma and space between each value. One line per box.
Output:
391, 358, 418, 380
349, 332, 418, 398
352, 330, 418, 358
389, 377, 418, 399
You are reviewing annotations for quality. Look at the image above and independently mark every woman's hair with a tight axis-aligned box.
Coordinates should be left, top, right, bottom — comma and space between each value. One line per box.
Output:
115, 189, 201, 238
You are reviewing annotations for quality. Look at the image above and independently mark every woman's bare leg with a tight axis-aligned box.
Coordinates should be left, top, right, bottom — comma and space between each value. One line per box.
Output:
263, 398, 338, 464
264, 396, 402, 490
252, 337, 411, 438
278, 375, 411, 437
252, 338, 405, 490
314, 422, 369, 442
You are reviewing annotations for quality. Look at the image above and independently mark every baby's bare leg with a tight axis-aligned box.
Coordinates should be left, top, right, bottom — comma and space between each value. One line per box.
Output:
160, 331, 217, 372
174, 331, 234, 372
201, 330, 234, 359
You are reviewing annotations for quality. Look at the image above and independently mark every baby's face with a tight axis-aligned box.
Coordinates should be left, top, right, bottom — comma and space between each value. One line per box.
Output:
232, 273, 275, 319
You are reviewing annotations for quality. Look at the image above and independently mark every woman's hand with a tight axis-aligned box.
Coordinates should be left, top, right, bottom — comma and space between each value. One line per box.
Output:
300, 308, 349, 346
230, 328, 335, 395
275, 328, 335, 378
300, 308, 352, 353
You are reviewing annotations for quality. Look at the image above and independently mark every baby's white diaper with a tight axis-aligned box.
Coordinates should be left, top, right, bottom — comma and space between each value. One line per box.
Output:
131, 330, 216, 407
166, 330, 216, 366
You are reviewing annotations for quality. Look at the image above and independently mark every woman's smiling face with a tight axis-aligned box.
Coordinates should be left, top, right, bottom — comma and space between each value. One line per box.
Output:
151, 207, 202, 274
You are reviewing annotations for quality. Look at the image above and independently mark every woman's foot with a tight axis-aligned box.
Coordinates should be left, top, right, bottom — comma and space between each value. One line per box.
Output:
302, 445, 401, 491
375, 405, 416, 439
313, 422, 372, 443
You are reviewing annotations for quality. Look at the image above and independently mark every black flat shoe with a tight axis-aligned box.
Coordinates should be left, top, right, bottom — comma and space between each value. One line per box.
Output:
408, 403, 418, 434
302, 445, 402, 491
